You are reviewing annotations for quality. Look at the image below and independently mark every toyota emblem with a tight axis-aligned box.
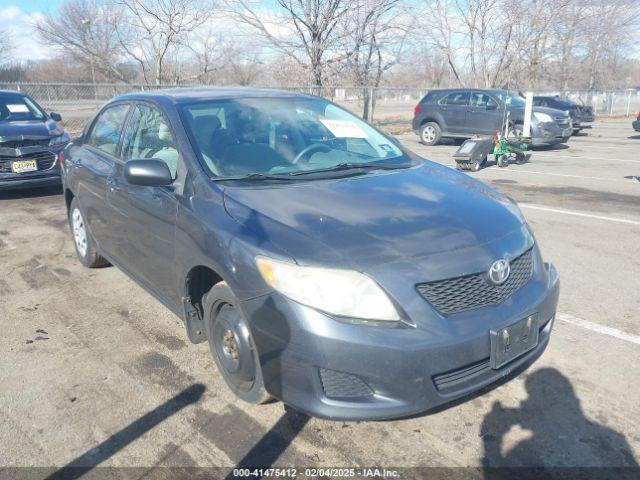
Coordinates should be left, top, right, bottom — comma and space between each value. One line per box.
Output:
489, 259, 511, 285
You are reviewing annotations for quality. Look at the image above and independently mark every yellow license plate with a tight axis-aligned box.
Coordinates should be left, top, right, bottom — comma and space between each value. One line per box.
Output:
11, 160, 38, 173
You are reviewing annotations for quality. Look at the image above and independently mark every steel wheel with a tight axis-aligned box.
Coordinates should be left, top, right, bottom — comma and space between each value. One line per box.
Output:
212, 303, 257, 392
204, 283, 271, 404
71, 207, 88, 258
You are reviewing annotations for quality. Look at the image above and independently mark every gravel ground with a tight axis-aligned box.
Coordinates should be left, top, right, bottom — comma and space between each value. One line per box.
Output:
0, 118, 638, 479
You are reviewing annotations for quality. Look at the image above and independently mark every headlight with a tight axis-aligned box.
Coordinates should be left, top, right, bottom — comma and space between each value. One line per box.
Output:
533, 112, 553, 123
256, 256, 400, 321
49, 135, 69, 147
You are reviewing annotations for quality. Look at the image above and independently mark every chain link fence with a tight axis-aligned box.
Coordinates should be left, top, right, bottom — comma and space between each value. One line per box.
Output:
1, 82, 638, 137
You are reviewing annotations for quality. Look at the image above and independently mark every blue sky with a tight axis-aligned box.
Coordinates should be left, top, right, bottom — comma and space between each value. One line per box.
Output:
11, 0, 60, 14
1, 2, 60, 60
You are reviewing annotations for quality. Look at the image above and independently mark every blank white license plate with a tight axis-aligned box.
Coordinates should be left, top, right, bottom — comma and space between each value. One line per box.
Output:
11, 160, 38, 173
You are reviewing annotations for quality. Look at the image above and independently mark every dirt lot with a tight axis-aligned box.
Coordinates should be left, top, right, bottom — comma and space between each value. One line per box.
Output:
0, 119, 639, 478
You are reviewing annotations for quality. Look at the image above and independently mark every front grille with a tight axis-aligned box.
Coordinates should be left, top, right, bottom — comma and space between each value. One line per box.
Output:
319, 368, 373, 399
416, 248, 533, 315
0, 151, 55, 173
554, 116, 571, 127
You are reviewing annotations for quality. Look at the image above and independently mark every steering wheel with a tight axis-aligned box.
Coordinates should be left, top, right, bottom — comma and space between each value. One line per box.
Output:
292, 143, 331, 164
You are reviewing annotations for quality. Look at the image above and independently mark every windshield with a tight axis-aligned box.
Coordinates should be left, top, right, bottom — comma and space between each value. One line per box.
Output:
495, 91, 526, 108
0, 94, 46, 122
182, 96, 406, 179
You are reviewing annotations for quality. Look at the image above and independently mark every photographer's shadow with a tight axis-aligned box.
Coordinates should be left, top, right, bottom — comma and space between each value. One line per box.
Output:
481, 368, 637, 471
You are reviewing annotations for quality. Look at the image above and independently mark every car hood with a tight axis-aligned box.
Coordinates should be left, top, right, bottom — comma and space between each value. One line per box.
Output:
0, 119, 63, 142
510, 105, 568, 119
222, 162, 526, 269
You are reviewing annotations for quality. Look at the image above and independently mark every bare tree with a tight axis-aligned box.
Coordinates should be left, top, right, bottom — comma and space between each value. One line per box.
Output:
229, 0, 352, 88
580, 0, 640, 90
341, 0, 406, 118
37, 0, 133, 82
416, 0, 464, 86
0, 29, 13, 62
113, 0, 215, 85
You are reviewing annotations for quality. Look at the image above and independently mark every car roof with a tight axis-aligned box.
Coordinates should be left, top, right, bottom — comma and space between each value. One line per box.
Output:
112, 87, 312, 104
426, 88, 509, 95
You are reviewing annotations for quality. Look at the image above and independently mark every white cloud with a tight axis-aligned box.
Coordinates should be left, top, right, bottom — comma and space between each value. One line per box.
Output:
1, 6, 58, 62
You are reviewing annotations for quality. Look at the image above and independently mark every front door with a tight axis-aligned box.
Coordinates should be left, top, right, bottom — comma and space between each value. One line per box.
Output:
107, 103, 181, 305
467, 92, 502, 135
75, 103, 131, 256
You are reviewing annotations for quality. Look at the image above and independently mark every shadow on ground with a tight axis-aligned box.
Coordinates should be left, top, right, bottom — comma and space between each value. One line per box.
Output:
45, 384, 206, 480
0, 185, 62, 200
481, 368, 638, 472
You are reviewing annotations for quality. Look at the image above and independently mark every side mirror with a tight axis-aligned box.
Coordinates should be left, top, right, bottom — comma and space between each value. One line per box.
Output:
124, 159, 173, 187
50, 112, 62, 122
486, 104, 498, 111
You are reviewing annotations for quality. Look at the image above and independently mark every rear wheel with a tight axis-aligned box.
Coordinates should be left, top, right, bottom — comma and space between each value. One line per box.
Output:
68, 198, 109, 268
203, 282, 271, 404
469, 155, 487, 172
420, 122, 442, 146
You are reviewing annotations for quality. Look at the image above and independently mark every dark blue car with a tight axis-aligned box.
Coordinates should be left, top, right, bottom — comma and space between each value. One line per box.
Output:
61, 88, 559, 420
0, 90, 69, 190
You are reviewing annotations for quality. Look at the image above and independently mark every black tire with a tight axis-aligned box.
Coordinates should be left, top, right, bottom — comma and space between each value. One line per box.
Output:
203, 282, 271, 404
497, 154, 509, 167
469, 155, 486, 172
419, 122, 442, 146
68, 198, 109, 268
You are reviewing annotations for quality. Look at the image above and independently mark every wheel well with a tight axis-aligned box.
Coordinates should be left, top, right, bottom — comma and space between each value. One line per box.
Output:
185, 266, 223, 318
64, 189, 74, 212
420, 118, 439, 127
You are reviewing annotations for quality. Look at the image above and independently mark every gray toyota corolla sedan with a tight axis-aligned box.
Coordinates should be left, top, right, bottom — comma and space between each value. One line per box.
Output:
61, 88, 559, 420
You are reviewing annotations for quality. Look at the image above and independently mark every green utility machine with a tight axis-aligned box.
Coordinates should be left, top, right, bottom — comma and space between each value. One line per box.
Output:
453, 107, 531, 172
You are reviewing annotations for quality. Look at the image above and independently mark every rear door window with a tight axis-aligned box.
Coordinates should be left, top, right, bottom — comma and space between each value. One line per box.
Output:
441, 92, 470, 106
470, 93, 498, 108
86, 104, 130, 156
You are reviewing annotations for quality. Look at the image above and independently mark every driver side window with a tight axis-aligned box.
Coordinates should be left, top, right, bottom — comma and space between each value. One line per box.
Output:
121, 104, 178, 179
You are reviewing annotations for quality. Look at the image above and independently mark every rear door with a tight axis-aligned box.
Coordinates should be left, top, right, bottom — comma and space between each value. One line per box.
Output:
73, 103, 131, 257
437, 91, 470, 134
106, 103, 180, 305
467, 92, 502, 135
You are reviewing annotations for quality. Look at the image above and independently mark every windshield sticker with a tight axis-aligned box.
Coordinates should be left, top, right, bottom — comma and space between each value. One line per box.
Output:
379, 144, 394, 152
320, 119, 368, 138
7, 103, 29, 113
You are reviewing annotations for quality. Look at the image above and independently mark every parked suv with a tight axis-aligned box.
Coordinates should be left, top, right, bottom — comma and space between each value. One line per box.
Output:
533, 96, 595, 135
62, 88, 559, 420
412, 89, 572, 147
0, 90, 69, 191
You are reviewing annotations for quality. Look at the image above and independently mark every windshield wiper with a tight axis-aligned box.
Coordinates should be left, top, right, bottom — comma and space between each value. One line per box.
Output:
211, 162, 413, 181
288, 161, 412, 176
211, 172, 299, 182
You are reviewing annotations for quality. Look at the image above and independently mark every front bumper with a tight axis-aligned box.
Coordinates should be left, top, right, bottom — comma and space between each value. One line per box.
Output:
241, 261, 560, 421
531, 122, 572, 146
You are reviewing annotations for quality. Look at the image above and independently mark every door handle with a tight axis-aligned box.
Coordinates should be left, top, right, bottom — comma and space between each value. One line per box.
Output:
107, 177, 120, 192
